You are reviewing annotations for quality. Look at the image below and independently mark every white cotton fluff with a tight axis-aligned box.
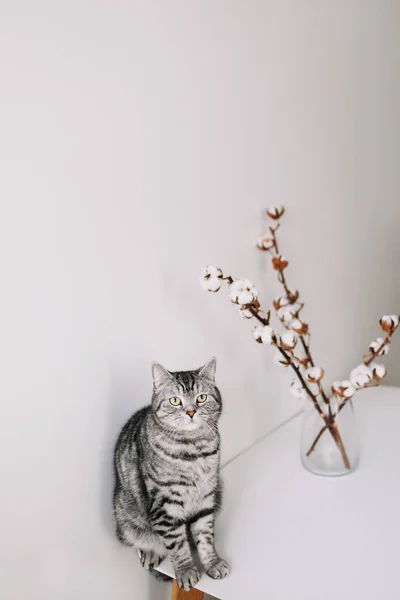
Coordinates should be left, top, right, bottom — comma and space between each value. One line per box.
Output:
261, 325, 275, 345
280, 331, 298, 349
202, 265, 222, 279
257, 236, 275, 250
253, 325, 264, 341
349, 364, 372, 389
290, 318, 303, 331
267, 205, 284, 219
229, 279, 258, 305
381, 314, 399, 329
277, 304, 300, 324
369, 337, 389, 355
306, 366, 324, 383
350, 370, 371, 389
341, 380, 356, 398
274, 296, 288, 308
230, 280, 244, 292
289, 379, 307, 400
229, 280, 244, 303
202, 277, 222, 292
371, 363, 386, 380
237, 290, 255, 305
239, 308, 253, 319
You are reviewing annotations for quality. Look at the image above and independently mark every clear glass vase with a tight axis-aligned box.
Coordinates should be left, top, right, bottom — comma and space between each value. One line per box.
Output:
300, 400, 359, 476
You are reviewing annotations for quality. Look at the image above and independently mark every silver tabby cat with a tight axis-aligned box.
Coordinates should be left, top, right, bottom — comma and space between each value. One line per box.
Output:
113, 357, 230, 591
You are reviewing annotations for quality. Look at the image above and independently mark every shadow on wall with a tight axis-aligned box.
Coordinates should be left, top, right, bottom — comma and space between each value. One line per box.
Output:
99, 367, 174, 600
100, 365, 154, 532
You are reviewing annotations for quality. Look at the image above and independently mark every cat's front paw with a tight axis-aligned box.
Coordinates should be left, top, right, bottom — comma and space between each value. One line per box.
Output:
176, 566, 200, 591
137, 549, 163, 571
206, 558, 230, 580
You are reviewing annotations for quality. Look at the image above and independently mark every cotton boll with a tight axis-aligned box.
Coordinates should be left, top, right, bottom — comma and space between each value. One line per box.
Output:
290, 318, 302, 330
290, 318, 309, 335
273, 296, 288, 310
280, 331, 298, 350
257, 236, 275, 250
272, 255, 289, 271
380, 314, 399, 332
230, 279, 244, 293
239, 308, 253, 319
261, 326, 275, 345
354, 364, 373, 377
229, 279, 243, 291
349, 364, 372, 389
350, 371, 370, 389
341, 381, 356, 398
229, 280, 244, 303
238, 290, 255, 305
306, 366, 325, 383
202, 277, 222, 292
202, 265, 223, 280
253, 325, 264, 343
331, 380, 355, 398
371, 363, 387, 380
230, 279, 258, 305
266, 205, 285, 219
369, 337, 389, 355
277, 305, 296, 324
331, 381, 342, 396
289, 379, 307, 400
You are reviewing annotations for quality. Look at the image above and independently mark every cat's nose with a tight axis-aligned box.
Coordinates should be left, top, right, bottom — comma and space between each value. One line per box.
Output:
186, 410, 196, 419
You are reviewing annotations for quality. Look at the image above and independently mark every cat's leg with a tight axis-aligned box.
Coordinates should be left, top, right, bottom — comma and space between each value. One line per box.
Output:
152, 516, 199, 591
114, 486, 139, 546
135, 530, 167, 571
190, 511, 230, 580
114, 487, 166, 569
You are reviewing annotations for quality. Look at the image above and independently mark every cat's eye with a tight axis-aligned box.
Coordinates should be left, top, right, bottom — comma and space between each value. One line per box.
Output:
197, 394, 208, 404
169, 397, 182, 406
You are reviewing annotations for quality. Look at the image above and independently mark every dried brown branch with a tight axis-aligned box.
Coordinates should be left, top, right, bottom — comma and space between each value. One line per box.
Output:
249, 305, 351, 468
306, 332, 394, 457
263, 213, 330, 404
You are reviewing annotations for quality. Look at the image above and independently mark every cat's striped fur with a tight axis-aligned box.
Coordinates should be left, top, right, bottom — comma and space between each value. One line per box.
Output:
113, 358, 230, 591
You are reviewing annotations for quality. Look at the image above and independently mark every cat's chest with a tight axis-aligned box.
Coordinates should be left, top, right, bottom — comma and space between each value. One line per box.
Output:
181, 486, 208, 515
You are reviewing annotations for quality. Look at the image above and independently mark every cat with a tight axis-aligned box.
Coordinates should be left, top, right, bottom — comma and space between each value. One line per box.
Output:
113, 357, 230, 591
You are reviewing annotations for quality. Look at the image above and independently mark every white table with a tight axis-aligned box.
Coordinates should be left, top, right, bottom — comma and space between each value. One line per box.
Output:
158, 386, 400, 599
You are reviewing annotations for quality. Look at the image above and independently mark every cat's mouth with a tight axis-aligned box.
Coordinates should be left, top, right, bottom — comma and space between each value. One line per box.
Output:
183, 418, 201, 431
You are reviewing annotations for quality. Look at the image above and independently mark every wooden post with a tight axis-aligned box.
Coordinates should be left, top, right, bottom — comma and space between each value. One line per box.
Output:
171, 579, 204, 600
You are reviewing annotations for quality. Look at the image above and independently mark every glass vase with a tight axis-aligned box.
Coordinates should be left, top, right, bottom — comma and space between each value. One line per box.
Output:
300, 400, 359, 476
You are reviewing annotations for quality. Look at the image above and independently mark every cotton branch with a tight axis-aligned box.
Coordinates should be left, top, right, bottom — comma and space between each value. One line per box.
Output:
202, 206, 399, 470
257, 207, 329, 405
201, 265, 351, 468
305, 318, 398, 457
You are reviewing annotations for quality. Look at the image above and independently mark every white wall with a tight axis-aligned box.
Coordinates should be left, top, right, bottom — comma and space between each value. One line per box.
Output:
1, 1, 399, 599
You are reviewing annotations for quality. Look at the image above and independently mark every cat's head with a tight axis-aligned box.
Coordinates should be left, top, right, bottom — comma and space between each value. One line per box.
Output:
151, 358, 222, 434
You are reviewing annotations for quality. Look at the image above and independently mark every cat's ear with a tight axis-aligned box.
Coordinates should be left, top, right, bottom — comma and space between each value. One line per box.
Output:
152, 362, 172, 389
199, 357, 217, 381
